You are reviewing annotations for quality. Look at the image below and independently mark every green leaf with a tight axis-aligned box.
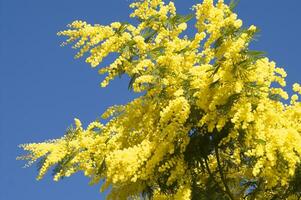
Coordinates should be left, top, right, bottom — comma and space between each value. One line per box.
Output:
177, 13, 194, 23
246, 50, 266, 58
36, 156, 48, 172
148, 46, 165, 58
229, 0, 240, 11
209, 79, 220, 88
255, 139, 266, 145
141, 28, 157, 42
170, 13, 194, 26
128, 74, 138, 90
217, 93, 240, 113
268, 93, 282, 102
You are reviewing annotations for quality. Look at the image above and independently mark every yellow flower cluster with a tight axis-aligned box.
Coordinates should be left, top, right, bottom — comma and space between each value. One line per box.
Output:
19, 0, 301, 199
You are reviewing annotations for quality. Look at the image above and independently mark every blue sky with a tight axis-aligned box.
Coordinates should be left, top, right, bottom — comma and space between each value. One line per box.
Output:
0, 0, 300, 199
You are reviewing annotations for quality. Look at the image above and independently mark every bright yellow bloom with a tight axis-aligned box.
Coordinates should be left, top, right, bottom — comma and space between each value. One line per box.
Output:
19, 0, 301, 199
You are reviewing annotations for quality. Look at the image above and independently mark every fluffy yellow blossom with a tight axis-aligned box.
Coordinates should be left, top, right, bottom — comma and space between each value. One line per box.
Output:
19, 0, 301, 199
293, 83, 301, 94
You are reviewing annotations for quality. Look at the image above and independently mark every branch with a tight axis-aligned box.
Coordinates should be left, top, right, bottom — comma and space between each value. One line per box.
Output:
215, 146, 235, 200
204, 157, 226, 194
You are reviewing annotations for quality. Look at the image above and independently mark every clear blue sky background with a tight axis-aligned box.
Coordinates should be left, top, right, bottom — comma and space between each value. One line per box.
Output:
0, 0, 300, 199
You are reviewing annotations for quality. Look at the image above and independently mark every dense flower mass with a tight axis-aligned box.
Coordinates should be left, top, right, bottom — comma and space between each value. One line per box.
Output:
19, 0, 301, 199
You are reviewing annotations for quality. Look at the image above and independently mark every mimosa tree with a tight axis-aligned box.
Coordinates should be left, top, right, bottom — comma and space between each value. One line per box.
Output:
19, 0, 301, 199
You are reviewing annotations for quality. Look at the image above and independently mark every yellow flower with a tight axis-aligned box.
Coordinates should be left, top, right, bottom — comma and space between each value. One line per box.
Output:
19, 0, 301, 198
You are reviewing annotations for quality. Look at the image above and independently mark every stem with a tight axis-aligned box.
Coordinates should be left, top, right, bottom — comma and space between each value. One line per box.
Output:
204, 157, 226, 194
215, 146, 235, 200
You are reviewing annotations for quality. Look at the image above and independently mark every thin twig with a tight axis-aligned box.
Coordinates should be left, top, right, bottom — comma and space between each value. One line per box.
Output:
215, 146, 235, 200
204, 157, 226, 194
